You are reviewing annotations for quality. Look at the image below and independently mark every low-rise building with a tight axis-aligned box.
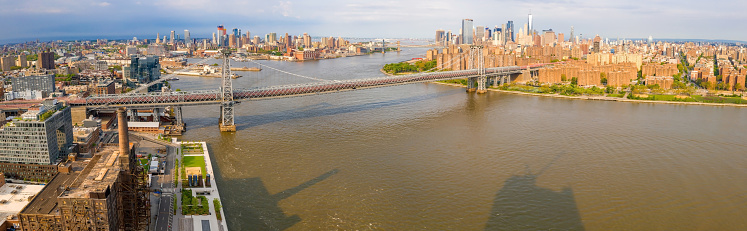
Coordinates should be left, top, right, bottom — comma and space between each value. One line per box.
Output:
73, 127, 101, 154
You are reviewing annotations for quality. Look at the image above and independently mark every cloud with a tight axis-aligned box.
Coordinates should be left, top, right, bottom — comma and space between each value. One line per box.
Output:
1, 0, 747, 43
274, 1, 293, 17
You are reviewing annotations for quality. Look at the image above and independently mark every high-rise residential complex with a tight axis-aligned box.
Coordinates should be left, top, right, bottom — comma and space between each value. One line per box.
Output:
184, 30, 191, 45
39, 52, 55, 69
0, 56, 12, 71
462, 19, 474, 45
11, 74, 55, 95
267, 33, 277, 44
125, 46, 138, 56
0, 99, 72, 166
17, 54, 27, 68
123, 56, 161, 92
170, 30, 175, 44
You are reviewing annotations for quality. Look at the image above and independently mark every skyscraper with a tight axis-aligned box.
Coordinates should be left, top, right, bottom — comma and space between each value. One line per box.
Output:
156, 33, 160, 44
217, 25, 226, 46
435, 29, 445, 45
170, 30, 175, 44
528, 11, 533, 36
184, 30, 191, 45
475, 26, 484, 43
232, 28, 240, 47
462, 19, 473, 45
569, 26, 575, 43
501, 24, 507, 44
507, 21, 515, 42
123, 56, 161, 92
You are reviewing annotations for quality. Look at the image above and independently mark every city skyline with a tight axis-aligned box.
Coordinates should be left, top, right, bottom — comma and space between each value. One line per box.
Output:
0, 0, 746, 44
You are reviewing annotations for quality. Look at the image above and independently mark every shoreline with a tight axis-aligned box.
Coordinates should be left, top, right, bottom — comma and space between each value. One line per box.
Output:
432, 82, 747, 108
175, 140, 229, 231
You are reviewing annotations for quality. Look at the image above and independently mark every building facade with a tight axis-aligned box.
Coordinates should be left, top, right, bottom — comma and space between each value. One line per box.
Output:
123, 56, 161, 92
462, 19, 473, 45
0, 101, 73, 166
38, 52, 55, 70
11, 74, 55, 94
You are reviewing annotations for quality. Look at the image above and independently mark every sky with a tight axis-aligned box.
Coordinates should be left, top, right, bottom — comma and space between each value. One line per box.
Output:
1, 0, 745, 44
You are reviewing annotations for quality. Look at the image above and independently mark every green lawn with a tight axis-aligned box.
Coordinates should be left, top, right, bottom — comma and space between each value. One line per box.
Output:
607, 93, 624, 98
183, 156, 206, 178
691, 95, 747, 104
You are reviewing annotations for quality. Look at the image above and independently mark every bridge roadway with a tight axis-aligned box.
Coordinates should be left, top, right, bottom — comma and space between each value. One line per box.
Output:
66, 65, 545, 109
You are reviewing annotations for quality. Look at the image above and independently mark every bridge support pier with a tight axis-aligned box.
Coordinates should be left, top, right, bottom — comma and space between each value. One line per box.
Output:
153, 108, 160, 123
129, 109, 138, 122
476, 76, 487, 93
219, 49, 236, 132
466, 77, 476, 92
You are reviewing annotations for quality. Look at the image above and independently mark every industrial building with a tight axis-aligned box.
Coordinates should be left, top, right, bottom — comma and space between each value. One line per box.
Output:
18, 108, 150, 231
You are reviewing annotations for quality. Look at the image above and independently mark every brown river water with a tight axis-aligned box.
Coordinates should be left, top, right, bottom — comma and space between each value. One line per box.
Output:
172, 48, 747, 230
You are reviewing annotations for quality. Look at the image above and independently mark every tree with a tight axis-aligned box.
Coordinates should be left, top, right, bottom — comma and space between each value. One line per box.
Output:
701, 81, 713, 90
561, 74, 567, 82
605, 86, 615, 94
571, 77, 578, 86
735, 83, 745, 92
601, 77, 608, 85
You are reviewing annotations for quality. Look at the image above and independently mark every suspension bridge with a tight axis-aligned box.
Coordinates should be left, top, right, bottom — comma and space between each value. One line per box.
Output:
23, 46, 553, 132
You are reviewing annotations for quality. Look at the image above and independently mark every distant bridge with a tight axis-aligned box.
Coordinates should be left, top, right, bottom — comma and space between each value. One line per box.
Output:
8, 46, 554, 132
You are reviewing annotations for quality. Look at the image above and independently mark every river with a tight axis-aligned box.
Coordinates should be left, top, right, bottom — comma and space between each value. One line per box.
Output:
171, 48, 747, 230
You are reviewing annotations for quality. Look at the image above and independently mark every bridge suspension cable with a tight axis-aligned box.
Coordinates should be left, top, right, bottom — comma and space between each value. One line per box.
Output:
244, 59, 331, 82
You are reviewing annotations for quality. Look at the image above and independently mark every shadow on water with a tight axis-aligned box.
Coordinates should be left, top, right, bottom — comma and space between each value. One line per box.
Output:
230, 89, 463, 130
485, 153, 585, 231
223, 169, 340, 231
182, 88, 462, 131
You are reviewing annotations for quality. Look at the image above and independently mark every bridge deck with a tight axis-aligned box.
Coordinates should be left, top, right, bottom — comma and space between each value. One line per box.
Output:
68, 66, 537, 108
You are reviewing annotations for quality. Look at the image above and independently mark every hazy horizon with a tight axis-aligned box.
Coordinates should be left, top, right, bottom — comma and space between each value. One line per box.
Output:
1, 0, 745, 45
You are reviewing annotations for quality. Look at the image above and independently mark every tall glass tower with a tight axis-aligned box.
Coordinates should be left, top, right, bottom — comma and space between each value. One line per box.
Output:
184, 30, 191, 45
462, 19, 474, 45
528, 11, 533, 36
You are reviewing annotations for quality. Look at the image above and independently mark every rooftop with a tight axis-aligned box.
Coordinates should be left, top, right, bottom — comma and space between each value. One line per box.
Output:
0, 183, 45, 214
60, 147, 122, 199
20, 146, 122, 215
20, 172, 78, 215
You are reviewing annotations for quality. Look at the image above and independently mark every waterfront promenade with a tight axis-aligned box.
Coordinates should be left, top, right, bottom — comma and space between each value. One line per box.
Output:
176, 141, 229, 231
434, 82, 747, 108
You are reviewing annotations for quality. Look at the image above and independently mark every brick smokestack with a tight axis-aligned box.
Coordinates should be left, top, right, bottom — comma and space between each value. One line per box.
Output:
117, 107, 130, 158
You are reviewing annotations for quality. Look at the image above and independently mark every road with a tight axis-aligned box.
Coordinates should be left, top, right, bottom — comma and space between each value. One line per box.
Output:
148, 139, 177, 231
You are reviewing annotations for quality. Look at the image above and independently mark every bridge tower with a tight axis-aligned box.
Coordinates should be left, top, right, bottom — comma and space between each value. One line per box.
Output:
467, 45, 486, 93
219, 49, 236, 132
382, 39, 386, 54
